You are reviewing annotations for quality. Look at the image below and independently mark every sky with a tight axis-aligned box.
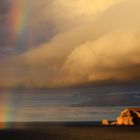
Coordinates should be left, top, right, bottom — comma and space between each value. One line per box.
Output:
0, 0, 140, 124
1, 0, 140, 88
0, 86, 140, 122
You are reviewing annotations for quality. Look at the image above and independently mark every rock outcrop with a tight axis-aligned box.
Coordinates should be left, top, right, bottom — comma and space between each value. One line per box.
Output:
102, 119, 109, 125
102, 108, 140, 126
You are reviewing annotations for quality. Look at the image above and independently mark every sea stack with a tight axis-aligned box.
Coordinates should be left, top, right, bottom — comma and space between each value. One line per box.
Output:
102, 108, 140, 126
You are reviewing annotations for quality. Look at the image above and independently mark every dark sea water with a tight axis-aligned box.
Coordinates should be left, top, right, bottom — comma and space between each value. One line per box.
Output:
0, 85, 140, 122
0, 123, 140, 140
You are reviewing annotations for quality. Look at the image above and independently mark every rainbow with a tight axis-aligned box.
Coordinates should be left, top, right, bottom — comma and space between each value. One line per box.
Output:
0, 0, 29, 129
0, 90, 23, 129
7, 0, 31, 51
0, 92, 12, 129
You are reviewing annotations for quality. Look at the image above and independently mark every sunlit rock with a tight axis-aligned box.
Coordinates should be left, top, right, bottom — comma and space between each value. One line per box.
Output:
102, 119, 109, 125
116, 109, 134, 125
102, 108, 140, 126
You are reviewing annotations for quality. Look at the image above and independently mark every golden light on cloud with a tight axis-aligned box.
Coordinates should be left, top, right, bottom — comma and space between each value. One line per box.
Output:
30, 0, 121, 32
1, 0, 140, 88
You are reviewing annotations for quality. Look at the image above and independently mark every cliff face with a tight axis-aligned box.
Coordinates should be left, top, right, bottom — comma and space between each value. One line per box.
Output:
102, 108, 140, 125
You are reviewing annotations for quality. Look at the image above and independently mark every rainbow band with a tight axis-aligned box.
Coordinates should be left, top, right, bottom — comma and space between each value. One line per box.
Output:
0, 0, 29, 129
8, 0, 29, 44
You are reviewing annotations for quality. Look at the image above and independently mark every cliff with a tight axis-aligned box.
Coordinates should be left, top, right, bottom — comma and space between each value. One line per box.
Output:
102, 108, 140, 126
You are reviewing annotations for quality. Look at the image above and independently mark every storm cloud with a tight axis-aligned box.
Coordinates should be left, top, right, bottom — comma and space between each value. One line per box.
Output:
1, 0, 140, 88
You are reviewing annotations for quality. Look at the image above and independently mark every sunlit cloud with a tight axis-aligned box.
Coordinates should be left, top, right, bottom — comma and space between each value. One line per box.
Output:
1, 0, 140, 88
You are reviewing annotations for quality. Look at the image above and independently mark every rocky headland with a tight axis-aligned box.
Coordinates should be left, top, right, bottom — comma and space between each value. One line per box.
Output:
102, 108, 140, 126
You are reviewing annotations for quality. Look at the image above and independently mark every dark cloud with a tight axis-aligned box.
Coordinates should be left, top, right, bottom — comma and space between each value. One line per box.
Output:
0, 0, 57, 57
71, 86, 140, 107
0, 1, 10, 22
